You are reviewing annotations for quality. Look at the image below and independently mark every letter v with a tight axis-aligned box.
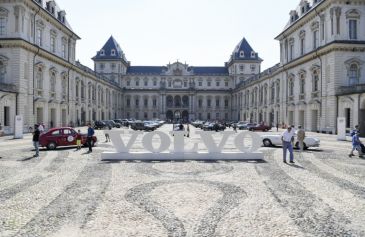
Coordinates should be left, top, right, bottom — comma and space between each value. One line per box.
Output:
196, 131, 235, 153
109, 130, 143, 153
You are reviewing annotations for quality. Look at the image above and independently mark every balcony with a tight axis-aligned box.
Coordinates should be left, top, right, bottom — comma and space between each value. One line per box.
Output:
311, 91, 319, 98
0, 82, 17, 93
336, 84, 365, 96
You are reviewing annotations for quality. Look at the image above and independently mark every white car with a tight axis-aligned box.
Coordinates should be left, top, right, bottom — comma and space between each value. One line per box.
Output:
260, 134, 320, 149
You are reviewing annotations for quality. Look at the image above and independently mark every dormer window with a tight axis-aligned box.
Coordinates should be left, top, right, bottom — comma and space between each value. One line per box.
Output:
239, 51, 244, 58
100, 50, 105, 56
251, 51, 255, 58
111, 49, 116, 56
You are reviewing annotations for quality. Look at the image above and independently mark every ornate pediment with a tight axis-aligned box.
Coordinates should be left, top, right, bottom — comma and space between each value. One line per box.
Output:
163, 61, 193, 76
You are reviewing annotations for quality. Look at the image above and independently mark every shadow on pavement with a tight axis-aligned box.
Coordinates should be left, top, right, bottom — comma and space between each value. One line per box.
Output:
100, 159, 267, 164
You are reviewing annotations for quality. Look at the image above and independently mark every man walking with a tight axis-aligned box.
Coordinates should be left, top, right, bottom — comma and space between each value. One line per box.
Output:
349, 131, 364, 158
87, 123, 95, 153
281, 126, 295, 163
32, 124, 40, 157
297, 125, 306, 152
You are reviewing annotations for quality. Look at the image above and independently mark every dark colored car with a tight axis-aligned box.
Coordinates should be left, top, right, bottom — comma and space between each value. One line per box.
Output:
94, 121, 107, 130
39, 127, 97, 150
131, 121, 145, 131
113, 119, 123, 127
249, 124, 272, 132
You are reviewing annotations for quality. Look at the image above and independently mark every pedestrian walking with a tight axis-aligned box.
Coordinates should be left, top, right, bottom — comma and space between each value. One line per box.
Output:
233, 123, 237, 133
351, 125, 359, 137
297, 125, 306, 152
38, 123, 44, 134
32, 124, 40, 157
187, 124, 190, 138
87, 123, 95, 153
349, 131, 364, 158
76, 129, 82, 150
276, 122, 279, 132
105, 132, 110, 142
281, 126, 295, 163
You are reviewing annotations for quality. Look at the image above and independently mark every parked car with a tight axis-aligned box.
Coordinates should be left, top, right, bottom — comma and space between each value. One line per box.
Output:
94, 120, 107, 130
103, 120, 119, 128
249, 124, 271, 132
260, 134, 320, 149
192, 120, 204, 128
130, 121, 153, 131
113, 119, 123, 127
39, 127, 97, 150
237, 122, 255, 130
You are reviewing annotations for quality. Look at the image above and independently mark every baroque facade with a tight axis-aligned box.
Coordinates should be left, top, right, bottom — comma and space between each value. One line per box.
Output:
0, 0, 365, 135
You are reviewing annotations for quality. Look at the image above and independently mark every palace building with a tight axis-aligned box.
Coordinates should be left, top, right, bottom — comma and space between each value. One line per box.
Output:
0, 0, 365, 135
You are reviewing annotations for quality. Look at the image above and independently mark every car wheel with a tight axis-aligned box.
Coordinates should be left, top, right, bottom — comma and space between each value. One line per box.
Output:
264, 129, 268, 132
263, 139, 272, 147
47, 142, 57, 150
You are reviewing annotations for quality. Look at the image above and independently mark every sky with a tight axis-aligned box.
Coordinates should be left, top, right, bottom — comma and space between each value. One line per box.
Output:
59, 0, 299, 70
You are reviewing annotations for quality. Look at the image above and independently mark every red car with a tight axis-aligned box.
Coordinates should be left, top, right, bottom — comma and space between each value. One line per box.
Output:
248, 124, 272, 132
39, 127, 97, 150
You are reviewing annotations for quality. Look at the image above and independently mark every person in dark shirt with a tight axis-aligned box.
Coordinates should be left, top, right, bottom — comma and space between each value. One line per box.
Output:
87, 123, 95, 153
32, 124, 40, 157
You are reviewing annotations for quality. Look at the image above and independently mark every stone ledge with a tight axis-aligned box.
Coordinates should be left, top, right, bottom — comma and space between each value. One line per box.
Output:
101, 152, 264, 161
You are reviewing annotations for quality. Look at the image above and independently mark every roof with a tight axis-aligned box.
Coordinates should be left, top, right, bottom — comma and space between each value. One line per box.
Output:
92, 36, 127, 62
127, 66, 165, 75
230, 37, 262, 62
126, 66, 229, 76
190, 67, 229, 75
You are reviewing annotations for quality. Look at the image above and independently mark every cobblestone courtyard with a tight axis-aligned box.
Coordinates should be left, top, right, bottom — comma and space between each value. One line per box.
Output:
0, 125, 364, 237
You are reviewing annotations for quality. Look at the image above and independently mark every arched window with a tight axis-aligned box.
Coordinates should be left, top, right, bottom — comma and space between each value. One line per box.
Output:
349, 64, 359, 85
111, 49, 116, 56
166, 96, 173, 107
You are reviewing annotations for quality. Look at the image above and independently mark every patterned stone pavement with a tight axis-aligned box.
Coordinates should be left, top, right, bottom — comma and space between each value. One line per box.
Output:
0, 125, 364, 237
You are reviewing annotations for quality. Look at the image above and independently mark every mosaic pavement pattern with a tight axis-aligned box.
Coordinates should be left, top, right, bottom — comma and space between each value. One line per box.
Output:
0, 126, 364, 237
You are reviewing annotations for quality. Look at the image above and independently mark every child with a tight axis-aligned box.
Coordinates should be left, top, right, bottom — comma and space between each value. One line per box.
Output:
76, 130, 82, 150
105, 132, 110, 142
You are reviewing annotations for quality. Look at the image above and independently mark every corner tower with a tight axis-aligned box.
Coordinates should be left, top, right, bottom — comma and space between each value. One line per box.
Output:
92, 36, 129, 85
226, 37, 263, 85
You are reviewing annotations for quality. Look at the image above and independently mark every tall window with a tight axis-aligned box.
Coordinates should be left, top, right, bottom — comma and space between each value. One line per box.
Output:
349, 20, 357, 40
300, 75, 305, 94
300, 38, 305, 55
50, 36, 56, 53
50, 71, 56, 92
288, 78, 294, 96
313, 71, 319, 92
271, 83, 275, 101
62, 42, 66, 58
36, 67, 43, 93
0, 16, 6, 35
0, 61, 5, 83
290, 44, 294, 60
313, 30, 319, 49
61, 76, 67, 100
349, 64, 359, 85
36, 28, 42, 46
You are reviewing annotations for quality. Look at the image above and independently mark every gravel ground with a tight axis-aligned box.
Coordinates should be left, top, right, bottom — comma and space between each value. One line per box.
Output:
0, 125, 364, 237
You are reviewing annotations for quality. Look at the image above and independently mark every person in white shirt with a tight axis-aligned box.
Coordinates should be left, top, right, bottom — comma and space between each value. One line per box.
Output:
281, 126, 295, 163
38, 123, 44, 134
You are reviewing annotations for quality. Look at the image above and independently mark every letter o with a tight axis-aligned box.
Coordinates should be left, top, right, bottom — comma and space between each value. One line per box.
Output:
142, 131, 171, 153
234, 131, 261, 153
